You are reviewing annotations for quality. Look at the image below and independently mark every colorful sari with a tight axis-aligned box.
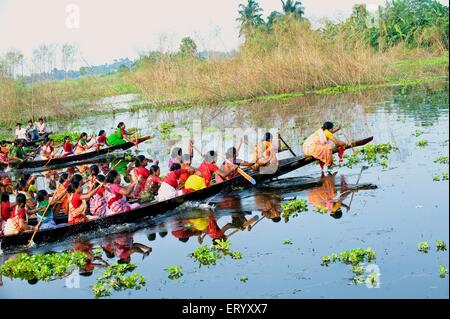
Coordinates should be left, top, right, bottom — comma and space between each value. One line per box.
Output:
104, 184, 139, 215
68, 195, 89, 225
107, 128, 126, 146
303, 129, 334, 166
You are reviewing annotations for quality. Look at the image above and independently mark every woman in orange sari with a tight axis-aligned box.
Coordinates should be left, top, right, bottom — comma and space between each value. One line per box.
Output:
303, 122, 347, 172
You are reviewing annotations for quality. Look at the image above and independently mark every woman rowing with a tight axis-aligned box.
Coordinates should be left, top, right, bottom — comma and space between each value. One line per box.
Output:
216, 145, 252, 183
89, 175, 108, 217
74, 132, 96, 154
40, 137, 56, 160
96, 130, 108, 150
302, 122, 347, 173
104, 170, 140, 215
156, 163, 194, 201
62, 136, 75, 157
67, 179, 98, 224
3, 193, 33, 235
184, 150, 238, 192
107, 122, 136, 146
30, 190, 57, 229
252, 132, 278, 171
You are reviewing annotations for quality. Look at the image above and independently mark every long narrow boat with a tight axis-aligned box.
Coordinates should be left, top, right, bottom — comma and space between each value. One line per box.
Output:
8, 136, 150, 170
4, 133, 52, 146
0, 136, 373, 250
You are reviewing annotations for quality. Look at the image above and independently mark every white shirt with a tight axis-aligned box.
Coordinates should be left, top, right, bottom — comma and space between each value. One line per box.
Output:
15, 128, 27, 139
36, 122, 48, 134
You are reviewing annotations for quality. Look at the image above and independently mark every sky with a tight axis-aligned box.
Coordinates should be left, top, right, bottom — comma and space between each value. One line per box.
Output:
0, 0, 448, 69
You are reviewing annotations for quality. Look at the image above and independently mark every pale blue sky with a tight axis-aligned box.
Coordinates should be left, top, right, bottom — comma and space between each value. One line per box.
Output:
0, 0, 448, 68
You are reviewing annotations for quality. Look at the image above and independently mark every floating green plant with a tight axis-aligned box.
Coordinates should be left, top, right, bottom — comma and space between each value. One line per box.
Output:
92, 262, 145, 298
189, 239, 243, 267
283, 239, 293, 245
412, 129, 423, 137
416, 139, 429, 147
281, 198, 308, 218
167, 266, 183, 280
343, 143, 397, 168
418, 241, 429, 253
436, 240, 447, 251
0, 251, 88, 282
158, 122, 176, 140
433, 173, 449, 181
240, 275, 248, 283
439, 265, 448, 278
434, 156, 449, 165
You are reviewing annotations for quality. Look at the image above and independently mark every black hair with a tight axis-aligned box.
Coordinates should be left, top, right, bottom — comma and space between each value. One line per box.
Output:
36, 190, 48, 202
330, 209, 343, 219
94, 174, 105, 188
271, 216, 281, 223
1, 192, 9, 202
98, 130, 105, 136
64, 136, 71, 142
16, 123, 21, 126
23, 173, 31, 181
137, 155, 146, 161
178, 237, 189, 243
322, 122, 334, 131
28, 119, 33, 123
134, 157, 143, 168
59, 172, 69, 184
67, 180, 81, 194
264, 132, 273, 141
147, 233, 156, 241
170, 163, 181, 171
38, 118, 44, 121
159, 231, 168, 238
15, 178, 27, 191
150, 165, 160, 174
71, 174, 83, 184
117, 122, 124, 128
89, 164, 99, 176
208, 150, 216, 157
79, 132, 88, 140
106, 170, 119, 184
14, 140, 23, 146
16, 193, 27, 207
27, 278, 39, 285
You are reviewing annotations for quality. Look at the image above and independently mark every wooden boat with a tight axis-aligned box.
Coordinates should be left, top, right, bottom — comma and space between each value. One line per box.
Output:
0, 136, 373, 250
4, 133, 52, 146
7, 136, 150, 170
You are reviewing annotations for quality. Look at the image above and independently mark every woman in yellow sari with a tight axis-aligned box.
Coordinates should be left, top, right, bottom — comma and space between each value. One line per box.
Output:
303, 122, 347, 172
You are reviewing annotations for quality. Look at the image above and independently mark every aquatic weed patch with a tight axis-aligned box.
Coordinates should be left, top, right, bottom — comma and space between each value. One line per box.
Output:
439, 265, 449, 278
416, 139, 429, 147
412, 129, 424, 137
432, 172, 449, 181
281, 198, 308, 218
436, 240, 447, 252
189, 239, 243, 267
92, 262, 145, 298
0, 251, 88, 282
167, 266, 183, 280
343, 143, 397, 168
418, 242, 429, 253
240, 275, 248, 283
283, 239, 293, 245
321, 248, 378, 286
158, 122, 176, 140
433, 156, 449, 165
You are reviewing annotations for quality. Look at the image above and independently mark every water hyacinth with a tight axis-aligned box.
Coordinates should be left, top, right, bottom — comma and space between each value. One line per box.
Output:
189, 239, 243, 267
281, 198, 308, 218
167, 266, 183, 280
342, 143, 397, 168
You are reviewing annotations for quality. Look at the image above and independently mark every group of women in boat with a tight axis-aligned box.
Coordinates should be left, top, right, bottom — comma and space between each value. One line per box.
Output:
0, 120, 347, 238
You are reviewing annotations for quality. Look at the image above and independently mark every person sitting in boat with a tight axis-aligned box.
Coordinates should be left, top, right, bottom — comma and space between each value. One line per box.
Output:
168, 147, 183, 169
184, 150, 237, 192
62, 136, 75, 157
216, 146, 253, 183
29, 190, 56, 229
107, 122, 136, 146
1, 192, 13, 234
89, 175, 108, 218
40, 137, 56, 160
26, 120, 40, 142
67, 180, 99, 224
36, 118, 49, 137
144, 164, 162, 195
156, 163, 194, 201
130, 156, 151, 196
96, 130, 108, 150
0, 141, 10, 165
302, 122, 347, 173
14, 123, 28, 141
3, 193, 33, 235
74, 132, 96, 155
9, 140, 35, 162
14, 179, 37, 210
252, 132, 279, 172
52, 172, 70, 214
104, 170, 140, 215
87, 164, 100, 190
179, 154, 195, 188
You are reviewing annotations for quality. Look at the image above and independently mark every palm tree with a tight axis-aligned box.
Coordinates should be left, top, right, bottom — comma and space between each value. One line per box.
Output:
281, 0, 304, 19
267, 11, 283, 29
237, 0, 265, 37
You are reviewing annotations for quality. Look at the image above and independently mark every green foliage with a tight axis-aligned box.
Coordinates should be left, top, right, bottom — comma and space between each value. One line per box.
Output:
433, 172, 449, 181
92, 262, 145, 298
281, 198, 308, 218
283, 239, 293, 245
343, 143, 397, 168
436, 240, 447, 251
439, 265, 449, 278
51, 131, 83, 144
178, 37, 198, 58
240, 275, 249, 283
0, 251, 88, 281
237, 0, 265, 37
167, 266, 183, 280
139, 190, 155, 202
434, 156, 449, 165
158, 122, 176, 140
189, 239, 243, 267
418, 241, 429, 253
416, 139, 429, 147
412, 129, 424, 137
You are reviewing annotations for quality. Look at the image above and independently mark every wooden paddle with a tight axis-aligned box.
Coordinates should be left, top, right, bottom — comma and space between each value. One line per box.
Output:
278, 133, 297, 156
236, 167, 256, 185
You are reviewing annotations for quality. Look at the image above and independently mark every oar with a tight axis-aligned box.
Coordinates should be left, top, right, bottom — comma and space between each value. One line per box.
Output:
247, 215, 265, 231
347, 165, 368, 210
278, 133, 296, 156
236, 167, 256, 185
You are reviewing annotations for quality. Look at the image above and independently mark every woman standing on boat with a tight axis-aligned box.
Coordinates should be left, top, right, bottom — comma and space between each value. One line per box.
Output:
302, 122, 347, 172
104, 170, 140, 215
107, 122, 136, 146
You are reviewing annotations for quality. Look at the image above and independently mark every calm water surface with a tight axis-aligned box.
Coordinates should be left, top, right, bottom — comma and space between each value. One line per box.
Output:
1, 81, 448, 298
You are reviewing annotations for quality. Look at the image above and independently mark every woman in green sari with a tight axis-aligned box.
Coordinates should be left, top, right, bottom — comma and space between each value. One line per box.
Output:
107, 122, 136, 146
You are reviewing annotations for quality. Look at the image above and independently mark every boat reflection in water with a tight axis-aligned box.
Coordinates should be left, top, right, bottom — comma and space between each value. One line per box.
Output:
100, 233, 152, 264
